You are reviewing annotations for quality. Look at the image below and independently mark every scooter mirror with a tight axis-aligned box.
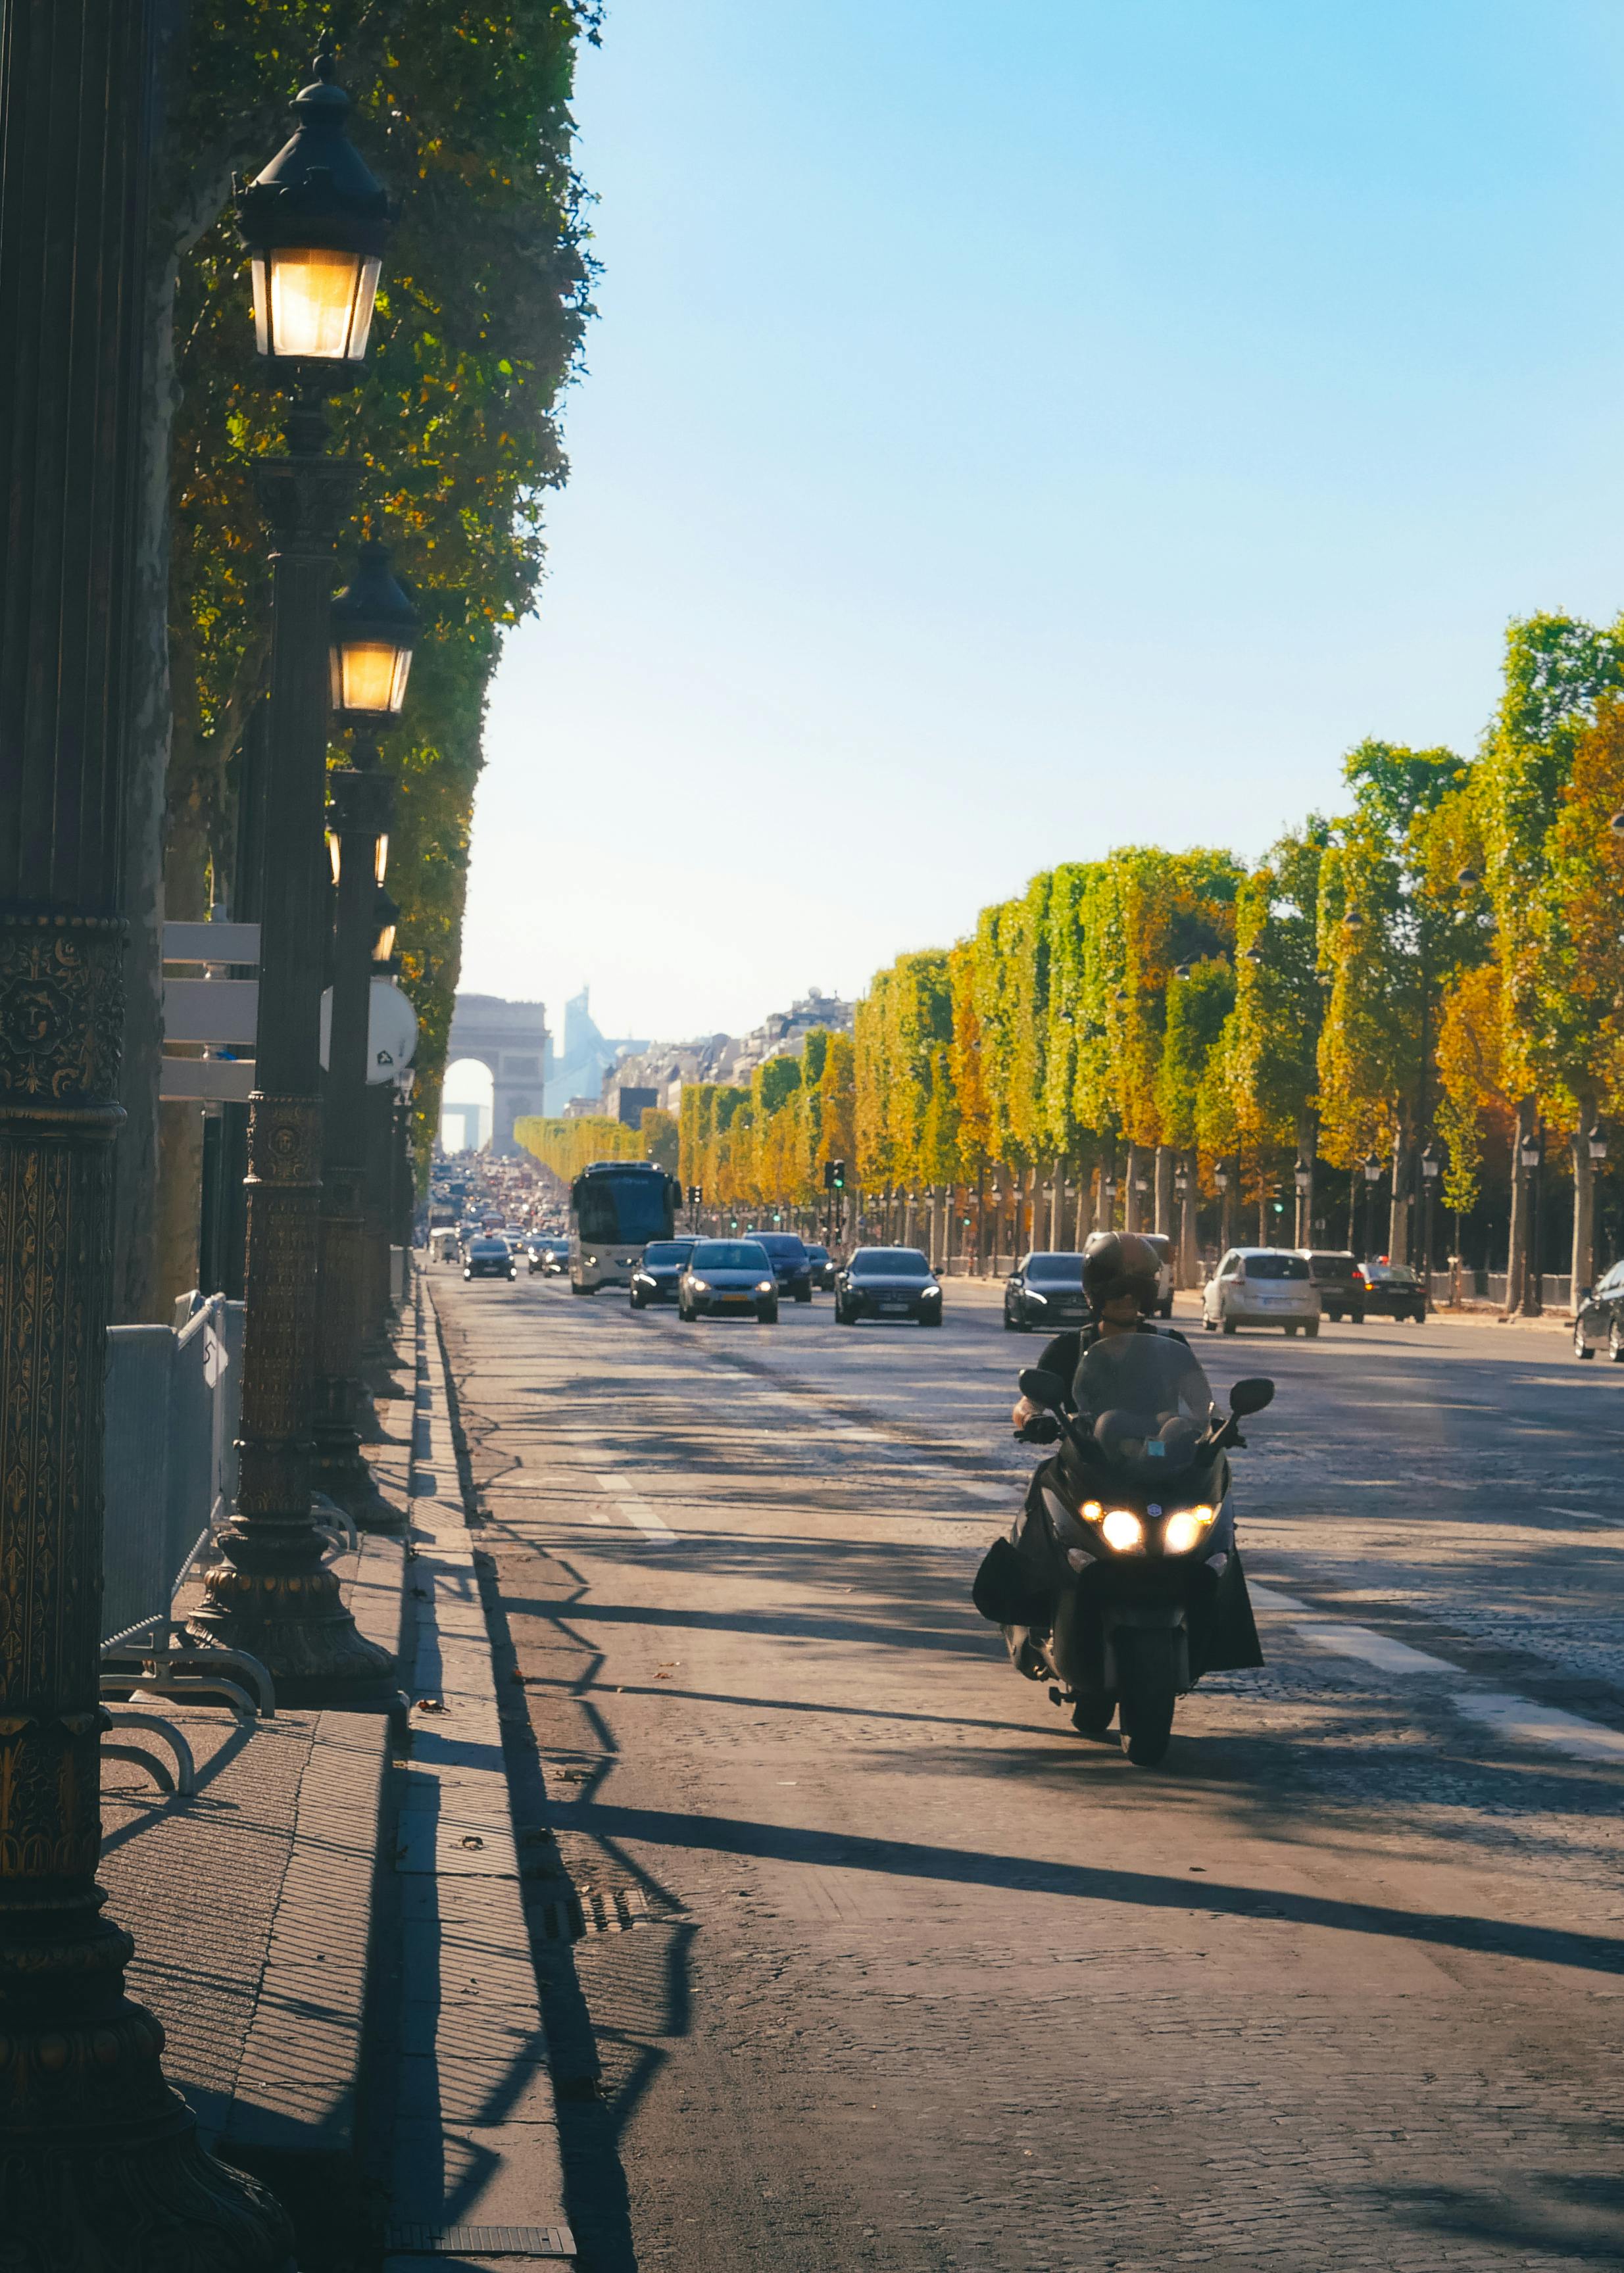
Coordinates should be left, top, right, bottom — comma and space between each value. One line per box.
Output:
1229, 1377, 1275, 1417
1018, 1367, 1068, 1411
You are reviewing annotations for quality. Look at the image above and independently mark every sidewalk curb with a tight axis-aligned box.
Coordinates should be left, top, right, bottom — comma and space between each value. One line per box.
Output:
381, 1278, 576, 2270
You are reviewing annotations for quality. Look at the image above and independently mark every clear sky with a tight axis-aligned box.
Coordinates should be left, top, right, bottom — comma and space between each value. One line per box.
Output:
452, 0, 1624, 1070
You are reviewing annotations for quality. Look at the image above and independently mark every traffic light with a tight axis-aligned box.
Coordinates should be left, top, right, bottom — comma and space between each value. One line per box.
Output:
830, 1158, 846, 1190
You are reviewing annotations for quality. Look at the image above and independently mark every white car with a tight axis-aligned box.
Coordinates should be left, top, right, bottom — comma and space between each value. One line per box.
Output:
1202, 1248, 1321, 1337
1140, 1232, 1175, 1319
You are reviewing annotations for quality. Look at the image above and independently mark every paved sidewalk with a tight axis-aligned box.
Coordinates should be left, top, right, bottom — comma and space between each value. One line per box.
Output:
99, 1307, 415, 2245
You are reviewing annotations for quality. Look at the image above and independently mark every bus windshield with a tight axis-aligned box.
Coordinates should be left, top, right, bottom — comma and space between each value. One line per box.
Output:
575, 1172, 673, 1244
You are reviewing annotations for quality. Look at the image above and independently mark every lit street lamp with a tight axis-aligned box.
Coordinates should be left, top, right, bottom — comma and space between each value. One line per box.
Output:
312, 541, 417, 1525
1293, 1153, 1312, 1248
188, 43, 394, 1692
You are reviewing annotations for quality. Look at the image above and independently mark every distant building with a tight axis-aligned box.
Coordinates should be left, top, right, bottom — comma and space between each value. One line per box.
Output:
543, 985, 647, 1116
611, 1084, 659, 1129
599, 987, 854, 1112
447, 994, 548, 1156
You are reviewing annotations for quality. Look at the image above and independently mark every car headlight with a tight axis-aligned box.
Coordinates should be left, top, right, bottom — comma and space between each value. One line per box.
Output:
1162, 1505, 1217, 1554
756, 1280, 775, 1294
584, 1254, 597, 1265
1100, 1509, 1145, 1553
690, 1278, 710, 1292
1024, 1289, 1047, 1304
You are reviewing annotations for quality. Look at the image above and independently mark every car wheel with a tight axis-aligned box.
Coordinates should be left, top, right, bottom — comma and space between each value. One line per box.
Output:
922, 1309, 943, 1327
1610, 1317, 1624, 1363
1002, 1307, 1017, 1331
759, 1304, 779, 1323
1284, 1325, 1298, 1336
1158, 1300, 1172, 1319
1575, 1318, 1594, 1359
1306, 1321, 1319, 1338
839, 1302, 857, 1327
1325, 1308, 1341, 1323
1221, 1317, 1237, 1335
462, 1269, 472, 1281
795, 1286, 812, 1303
630, 1290, 645, 1309
1202, 1315, 1217, 1332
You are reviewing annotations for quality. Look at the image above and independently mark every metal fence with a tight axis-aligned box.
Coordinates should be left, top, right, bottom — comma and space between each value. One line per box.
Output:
102, 1294, 244, 1646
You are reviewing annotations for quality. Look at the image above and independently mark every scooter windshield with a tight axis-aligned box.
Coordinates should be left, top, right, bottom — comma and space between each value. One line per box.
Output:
1071, 1332, 1219, 1482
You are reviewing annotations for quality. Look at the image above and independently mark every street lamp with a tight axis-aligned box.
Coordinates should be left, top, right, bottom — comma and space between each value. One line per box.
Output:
1419, 1140, 1441, 1309
1519, 1125, 1544, 1315
1243, 944, 1266, 967
237, 43, 389, 372
311, 543, 417, 1525
1588, 1123, 1608, 1164
187, 42, 395, 1693
1361, 1152, 1381, 1263
1293, 1153, 1312, 1248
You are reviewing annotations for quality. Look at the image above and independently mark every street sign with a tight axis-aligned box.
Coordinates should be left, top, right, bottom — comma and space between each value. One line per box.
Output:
319, 976, 418, 1082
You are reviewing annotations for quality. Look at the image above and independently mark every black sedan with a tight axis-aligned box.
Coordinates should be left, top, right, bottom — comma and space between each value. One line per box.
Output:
1573, 1259, 1624, 1359
805, 1242, 837, 1290
677, 1240, 778, 1323
1004, 1251, 1089, 1332
465, 1236, 516, 1283
750, 1231, 814, 1302
1362, 1260, 1427, 1322
835, 1247, 943, 1327
629, 1237, 699, 1308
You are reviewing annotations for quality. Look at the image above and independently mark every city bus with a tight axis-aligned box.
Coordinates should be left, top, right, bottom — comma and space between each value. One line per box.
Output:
569, 1160, 682, 1293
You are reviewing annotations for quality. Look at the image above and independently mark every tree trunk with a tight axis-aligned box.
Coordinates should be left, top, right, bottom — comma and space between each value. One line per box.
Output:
1571, 1102, 1596, 1313
1123, 1141, 1141, 1233
1387, 1127, 1410, 1264
1073, 1157, 1093, 1246
1505, 1098, 1535, 1315
1154, 1142, 1173, 1238
1050, 1160, 1064, 1249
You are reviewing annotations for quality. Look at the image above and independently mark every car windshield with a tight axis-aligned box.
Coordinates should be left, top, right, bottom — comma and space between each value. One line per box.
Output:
1243, 1253, 1310, 1280
1025, 1254, 1084, 1284
643, 1242, 693, 1266
752, 1235, 806, 1258
1306, 1254, 1357, 1278
1370, 1263, 1417, 1284
806, 1246, 829, 1263
850, 1249, 929, 1275
472, 1239, 506, 1255
691, 1242, 770, 1271
1072, 1334, 1219, 1480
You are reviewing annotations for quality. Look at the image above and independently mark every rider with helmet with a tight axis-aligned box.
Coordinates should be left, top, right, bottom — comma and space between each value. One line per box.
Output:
1010, 1230, 1185, 1442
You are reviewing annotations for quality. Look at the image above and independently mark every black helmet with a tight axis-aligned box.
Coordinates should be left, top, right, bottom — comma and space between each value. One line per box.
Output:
1081, 1230, 1160, 1314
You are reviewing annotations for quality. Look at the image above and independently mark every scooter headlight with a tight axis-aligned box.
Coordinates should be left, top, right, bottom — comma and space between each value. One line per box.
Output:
1162, 1505, 1217, 1555
1100, 1509, 1145, 1553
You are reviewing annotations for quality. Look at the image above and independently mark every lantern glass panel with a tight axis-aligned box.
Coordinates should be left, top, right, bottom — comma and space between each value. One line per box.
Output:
374, 916, 397, 962
332, 638, 412, 717
264, 247, 379, 361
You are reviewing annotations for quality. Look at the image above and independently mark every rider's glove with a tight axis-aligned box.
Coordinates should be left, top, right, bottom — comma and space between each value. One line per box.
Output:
1016, 1413, 1061, 1445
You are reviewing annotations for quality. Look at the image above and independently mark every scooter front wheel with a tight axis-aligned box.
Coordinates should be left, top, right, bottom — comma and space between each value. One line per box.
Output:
1120, 1690, 1175, 1766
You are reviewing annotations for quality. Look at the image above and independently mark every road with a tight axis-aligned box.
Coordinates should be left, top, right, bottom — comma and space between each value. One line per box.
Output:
430, 1266, 1624, 2273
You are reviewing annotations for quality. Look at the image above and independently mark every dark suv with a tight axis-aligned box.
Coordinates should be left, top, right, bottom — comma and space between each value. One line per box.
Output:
464, 1236, 516, 1283
1363, 1260, 1427, 1323
629, 1237, 699, 1308
748, 1232, 814, 1302
1300, 1250, 1367, 1323
835, 1248, 943, 1327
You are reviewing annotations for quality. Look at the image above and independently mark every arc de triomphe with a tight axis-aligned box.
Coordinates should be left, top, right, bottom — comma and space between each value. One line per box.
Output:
446, 993, 549, 1156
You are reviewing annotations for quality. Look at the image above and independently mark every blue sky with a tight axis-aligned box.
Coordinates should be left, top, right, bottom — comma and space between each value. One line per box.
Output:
452, 0, 1624, 1071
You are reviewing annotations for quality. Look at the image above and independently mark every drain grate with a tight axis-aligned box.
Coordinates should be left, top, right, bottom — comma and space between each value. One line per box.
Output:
535, 1883, 650, 1940
385, 2222, 575, 2258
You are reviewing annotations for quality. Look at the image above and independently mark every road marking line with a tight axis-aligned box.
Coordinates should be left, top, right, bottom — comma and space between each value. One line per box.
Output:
1250, 1583, 1624, 1767
594, 1475, 676, 1536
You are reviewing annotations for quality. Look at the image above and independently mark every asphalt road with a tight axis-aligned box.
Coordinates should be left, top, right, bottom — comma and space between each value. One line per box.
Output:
432, 1267, 1624, 2273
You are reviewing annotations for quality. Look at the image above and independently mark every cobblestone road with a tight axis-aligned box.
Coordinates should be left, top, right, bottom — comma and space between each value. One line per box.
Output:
433, 1271, 1624, 2273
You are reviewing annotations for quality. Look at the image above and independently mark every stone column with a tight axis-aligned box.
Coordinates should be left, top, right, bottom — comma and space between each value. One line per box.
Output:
0, 5, 293, 2259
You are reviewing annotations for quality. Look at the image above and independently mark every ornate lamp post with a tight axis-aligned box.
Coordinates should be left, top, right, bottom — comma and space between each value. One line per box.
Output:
1518, 1125, 1544, 1315
1294, 1154, 1312, 1247
1361, 1152, 1382, 1264
1419, 1141, 1441, 1311
312, 543, 415, 1523
0, 3, 292, 2257
1213, 1157, 1234, 1252
187, 45, 393, 1692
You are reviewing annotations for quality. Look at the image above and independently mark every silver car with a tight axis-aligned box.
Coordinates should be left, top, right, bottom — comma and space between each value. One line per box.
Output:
1202, 1247, 1321, 1337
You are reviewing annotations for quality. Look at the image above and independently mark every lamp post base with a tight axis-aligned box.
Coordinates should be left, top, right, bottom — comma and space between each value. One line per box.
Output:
185, 1553, 392, 1696
0, 1917, 295, 2271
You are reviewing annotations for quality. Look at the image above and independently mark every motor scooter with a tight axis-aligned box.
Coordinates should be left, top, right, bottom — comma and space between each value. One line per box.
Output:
973, 1337, 1270, 1766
